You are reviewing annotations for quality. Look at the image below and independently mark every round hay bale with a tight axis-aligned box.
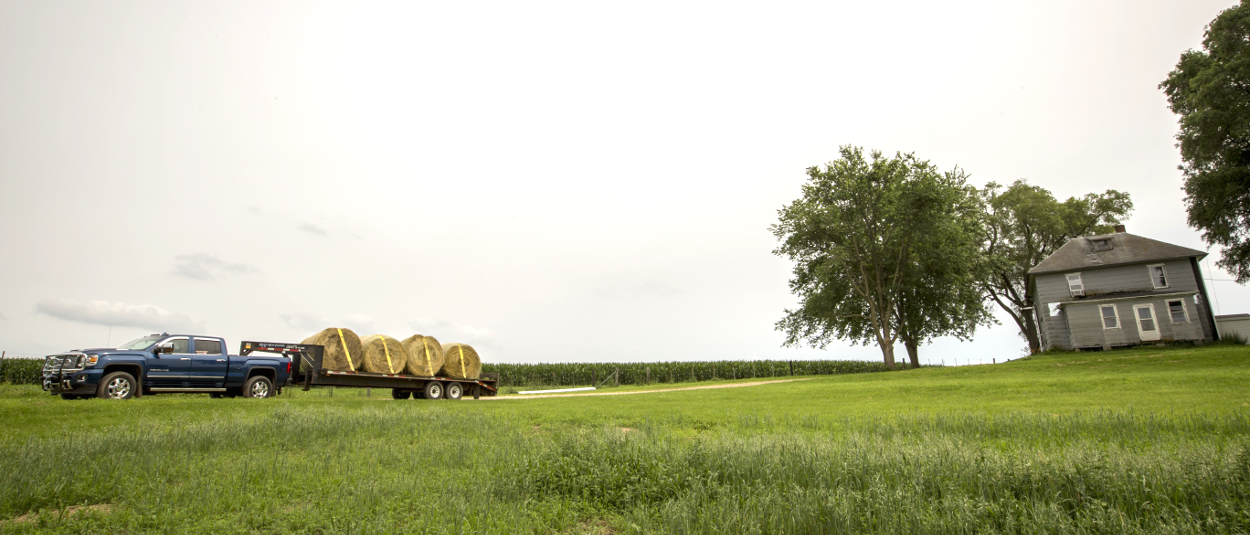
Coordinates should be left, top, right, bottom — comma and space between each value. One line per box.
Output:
400, 334, 445, 377
301, 328, 364, 372
358, 334, 409, 375
438, 343, 481, 379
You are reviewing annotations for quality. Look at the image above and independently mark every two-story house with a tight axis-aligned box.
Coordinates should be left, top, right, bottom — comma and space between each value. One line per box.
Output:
1028, 226, 1217, 351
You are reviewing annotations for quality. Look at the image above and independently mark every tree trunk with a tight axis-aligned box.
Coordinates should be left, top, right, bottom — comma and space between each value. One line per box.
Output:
1022, 310, 1042, 353
880, 341, 896, 370
903, 337, 919, 368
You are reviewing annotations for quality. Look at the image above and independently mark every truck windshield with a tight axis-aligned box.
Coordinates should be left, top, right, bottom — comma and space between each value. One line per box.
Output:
116, 335, 162, 350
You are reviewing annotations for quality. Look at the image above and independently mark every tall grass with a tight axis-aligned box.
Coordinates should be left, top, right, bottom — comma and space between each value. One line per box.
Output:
483, 359, 889, 387
1, 404, 1247, 533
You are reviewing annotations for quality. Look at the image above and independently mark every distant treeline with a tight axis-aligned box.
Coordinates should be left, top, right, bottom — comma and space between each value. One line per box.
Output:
481, 359, 896, 388
0, 356, 899, 388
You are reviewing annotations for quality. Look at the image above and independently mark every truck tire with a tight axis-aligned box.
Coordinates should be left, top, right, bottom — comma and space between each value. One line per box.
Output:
391, 388, 411, 400
97, 372, 137, 400
446, 382, 463, 400
243, 376, 274, 399
423, 381, 443, 400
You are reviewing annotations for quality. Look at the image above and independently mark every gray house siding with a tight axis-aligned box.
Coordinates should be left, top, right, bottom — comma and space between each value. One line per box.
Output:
1034, 259, 1210, 350
1034, 272, 1075, 349
1064, 295, 1204, 349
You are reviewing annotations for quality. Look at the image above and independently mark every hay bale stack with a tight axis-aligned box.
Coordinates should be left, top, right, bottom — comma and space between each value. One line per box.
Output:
401, 334, 445, 377
358, 334, 410, 374
438, 343, 481, 379
302, 328, 364, 371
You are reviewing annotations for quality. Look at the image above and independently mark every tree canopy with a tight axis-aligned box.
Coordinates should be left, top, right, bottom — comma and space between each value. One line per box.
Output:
772, 147, 990, 369
980, 180, 1132, 352
1160, 1, 1250, 282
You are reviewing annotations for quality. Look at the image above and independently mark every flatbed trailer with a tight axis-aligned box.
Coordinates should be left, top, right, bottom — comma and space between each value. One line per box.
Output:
240, 341, 498, 400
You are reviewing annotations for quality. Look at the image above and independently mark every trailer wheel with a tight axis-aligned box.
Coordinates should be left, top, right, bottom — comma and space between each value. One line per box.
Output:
391, 388, 411, 400
423, 381, 443, 400
243, 376, 274, 399
446, 382, 463, 400
97, 372, 136, 400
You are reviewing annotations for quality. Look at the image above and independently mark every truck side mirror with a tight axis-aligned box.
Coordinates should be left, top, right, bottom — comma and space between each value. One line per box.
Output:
155, 346, 169, 355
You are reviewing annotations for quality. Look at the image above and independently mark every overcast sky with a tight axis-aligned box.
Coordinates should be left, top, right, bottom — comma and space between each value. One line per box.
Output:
2, 0, 1246, 364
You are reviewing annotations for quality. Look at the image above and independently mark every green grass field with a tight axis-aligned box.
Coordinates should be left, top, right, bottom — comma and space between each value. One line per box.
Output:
1, 344, 1248, 533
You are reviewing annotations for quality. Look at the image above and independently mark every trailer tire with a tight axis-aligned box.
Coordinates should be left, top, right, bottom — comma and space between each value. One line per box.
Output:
391, 388, 411, 400
446, 382, 463, 400
97, 372, 136, 400
423, 381, 443, 400
243, 376, 274, 399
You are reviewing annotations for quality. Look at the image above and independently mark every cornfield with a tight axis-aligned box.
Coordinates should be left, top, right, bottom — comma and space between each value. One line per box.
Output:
482, 359, 894, 388
1, 357, 44, 385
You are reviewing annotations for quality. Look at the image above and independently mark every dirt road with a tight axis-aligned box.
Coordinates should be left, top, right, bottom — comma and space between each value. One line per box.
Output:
484, 378, 811, 400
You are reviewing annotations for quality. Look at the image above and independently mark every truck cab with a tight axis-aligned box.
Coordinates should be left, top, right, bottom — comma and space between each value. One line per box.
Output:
42, 333, 291, 400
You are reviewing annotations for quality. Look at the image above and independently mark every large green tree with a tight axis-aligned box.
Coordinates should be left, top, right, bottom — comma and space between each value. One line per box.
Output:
980, 180, 1132, 353
1161, 1, 1250, 282
772, 146, 990, 369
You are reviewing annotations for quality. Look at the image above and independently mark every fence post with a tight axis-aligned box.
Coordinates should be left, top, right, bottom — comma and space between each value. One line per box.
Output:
789, 360, 793, 376
646, 367, 651, 385
592, 369, 597, 387
614, 368, 619, 387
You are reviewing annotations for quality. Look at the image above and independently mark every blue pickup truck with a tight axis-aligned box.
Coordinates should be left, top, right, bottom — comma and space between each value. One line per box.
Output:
41, 333, 291, 400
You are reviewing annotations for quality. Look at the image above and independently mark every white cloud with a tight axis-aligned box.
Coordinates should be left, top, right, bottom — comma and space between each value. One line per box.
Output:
171, 253, 257, 281
409, 318, 496, 347
280, 313, 390, 337
298, 223, 328, 236
36, 299, 205, 332
595, 272, 683, 299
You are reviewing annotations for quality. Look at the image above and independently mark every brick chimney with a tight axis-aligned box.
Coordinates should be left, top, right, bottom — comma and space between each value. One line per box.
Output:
1114, 224, 1126, 233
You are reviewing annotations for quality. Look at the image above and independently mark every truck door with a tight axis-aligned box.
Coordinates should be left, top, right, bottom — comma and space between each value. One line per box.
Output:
149, 337, 193, 386
190, 337, 228, 386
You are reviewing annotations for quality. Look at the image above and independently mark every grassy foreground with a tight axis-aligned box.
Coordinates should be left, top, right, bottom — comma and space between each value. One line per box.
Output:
1, 345, 1248, 534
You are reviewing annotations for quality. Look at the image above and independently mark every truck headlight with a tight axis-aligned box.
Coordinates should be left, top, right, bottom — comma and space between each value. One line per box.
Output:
85, 355, 99, 367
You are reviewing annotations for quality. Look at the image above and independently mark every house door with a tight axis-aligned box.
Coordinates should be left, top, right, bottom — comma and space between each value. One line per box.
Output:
1134, 304, 1161, 342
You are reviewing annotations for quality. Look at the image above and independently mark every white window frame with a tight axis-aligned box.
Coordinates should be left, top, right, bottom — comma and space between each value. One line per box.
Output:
1100, 305, 1120, 330
1148, 264, 1169, 289
1066, 272, 1084, 297
1166, 299, 1189, 324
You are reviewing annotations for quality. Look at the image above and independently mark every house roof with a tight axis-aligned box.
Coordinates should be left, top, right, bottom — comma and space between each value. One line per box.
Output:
1028, 232, 1207, 275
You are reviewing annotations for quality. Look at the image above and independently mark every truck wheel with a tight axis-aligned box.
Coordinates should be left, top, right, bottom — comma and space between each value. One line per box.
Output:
391, 389, 411, 400
446, 382, 463, 400
423, 381, 443, 400
97, 372, 136, 400
243, 376, 274, 399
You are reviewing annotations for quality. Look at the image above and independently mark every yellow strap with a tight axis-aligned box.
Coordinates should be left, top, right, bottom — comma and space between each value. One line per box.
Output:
379, 336, 396, 373
458, 345, 466, 377
421, 337, 434, 376
336, 328, 355, 370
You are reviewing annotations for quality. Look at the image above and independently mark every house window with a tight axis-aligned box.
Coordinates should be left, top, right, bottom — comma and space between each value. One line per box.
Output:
1149, 264, 1169, 289
1101, 305, 1119, 329
1066, 273, 1084, 297
1167, 300, 1189, 323
1092, 239, 1112, 251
